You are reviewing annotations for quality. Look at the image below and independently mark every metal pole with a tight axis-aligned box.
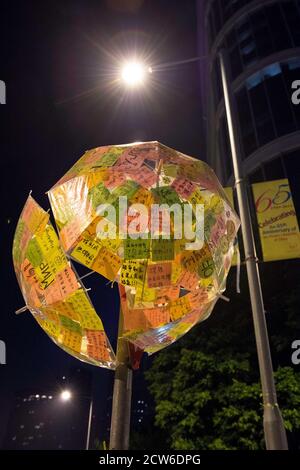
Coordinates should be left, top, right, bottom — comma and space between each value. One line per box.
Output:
219, 49, 288, 450
85, 398, 93, 450
109, 307, 133, 450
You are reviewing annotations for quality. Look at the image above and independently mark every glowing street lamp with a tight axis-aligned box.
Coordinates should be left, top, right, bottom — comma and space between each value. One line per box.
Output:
121, 61, 149, 87
59, 389, 93, 450
60, 390, 72, 402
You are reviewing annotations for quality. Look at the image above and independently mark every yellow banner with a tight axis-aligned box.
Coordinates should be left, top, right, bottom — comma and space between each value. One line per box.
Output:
252, 179, 300, 262
224, 187, 239, 266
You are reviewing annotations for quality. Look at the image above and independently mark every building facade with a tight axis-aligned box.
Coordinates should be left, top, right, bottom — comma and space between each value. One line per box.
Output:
3, 367, 92, 450
199, 0, 300, 215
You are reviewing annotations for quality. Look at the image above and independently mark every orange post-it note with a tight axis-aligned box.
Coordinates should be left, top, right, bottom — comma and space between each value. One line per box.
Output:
86, 330, 111, 362
178, 270, 199, 291
144, 307, 170, 328
147, 262, 172, 288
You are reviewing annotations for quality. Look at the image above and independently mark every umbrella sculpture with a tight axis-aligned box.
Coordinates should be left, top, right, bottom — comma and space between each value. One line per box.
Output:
13, 141, 240, 362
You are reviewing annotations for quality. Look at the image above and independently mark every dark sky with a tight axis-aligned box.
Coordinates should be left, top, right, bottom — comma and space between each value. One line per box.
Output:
0, 0, 204, 446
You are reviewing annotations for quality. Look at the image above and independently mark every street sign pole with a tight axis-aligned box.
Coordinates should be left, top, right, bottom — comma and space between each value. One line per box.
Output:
109, 308, 133, 450
219, 49, 288, 450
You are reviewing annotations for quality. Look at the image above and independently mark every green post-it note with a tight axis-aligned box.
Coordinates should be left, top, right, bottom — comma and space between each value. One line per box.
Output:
151, 186, 182, 205
59, 315, 82, 335
26, 238, 44, 267
124, 238, 151, 260
93, 147, 124, 168
111, 180, 139, 200
163, 164, 178, 178
13, 220, 25, 264
152, 239, 175, 261
89, 182, 110, 209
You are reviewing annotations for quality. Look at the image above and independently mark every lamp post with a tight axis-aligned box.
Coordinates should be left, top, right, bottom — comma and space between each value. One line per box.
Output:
109, 308, 132, 450
60, 389, 94, 450
218, 49, 288, 450
85, 397, 94, 450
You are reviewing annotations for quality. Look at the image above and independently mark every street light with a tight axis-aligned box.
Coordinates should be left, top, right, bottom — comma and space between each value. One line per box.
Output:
121, 61, 149, 87
59, 389, 93, 450
120, 56, 206, 88
60, 390, 72, 402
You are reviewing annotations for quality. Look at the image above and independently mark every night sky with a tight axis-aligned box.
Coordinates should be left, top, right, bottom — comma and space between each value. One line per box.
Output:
0, 0, 204, 446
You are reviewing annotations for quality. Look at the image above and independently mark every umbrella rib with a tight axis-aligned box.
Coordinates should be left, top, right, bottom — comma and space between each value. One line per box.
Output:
15, 306, 28, 315
78, 270, 96, 281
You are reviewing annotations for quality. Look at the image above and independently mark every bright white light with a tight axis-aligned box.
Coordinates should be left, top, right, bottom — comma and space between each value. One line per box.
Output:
60, 390, 72, 401
121, 62, 146, 87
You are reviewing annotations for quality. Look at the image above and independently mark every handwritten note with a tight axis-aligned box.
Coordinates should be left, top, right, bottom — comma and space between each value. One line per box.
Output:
120, 260, 147, 287
86, 330, 111, 362
144, 307, 170, 328
127, 166, 157, 188
155, 286, 180, 305
68, 291, 104, 330
151, 186, 181, 205
152, 239, 174, 261
92, 246, 122, 281
60, 217, 82, 252
92, 147, 124, 168
135, 281, 157, 305
50, 300, 79, 320
169, 296, 191, 321
22, 197, 49, 234
71, 237, 102, 268
147, 262, 172, 288
178, 270, 199, 290
124, 238, 151, 260
89, 182, 110, 209
57, 266, 79, 297
26, 238, 44, 267
103, 170, 126, 190
171, 178, 196, 200
186, 288, 209, 309
35, 314, 60, 339
60, 327, 82, 353
59, 314, 82, 335
131, 187, 154, 207
123, 307, 148, 332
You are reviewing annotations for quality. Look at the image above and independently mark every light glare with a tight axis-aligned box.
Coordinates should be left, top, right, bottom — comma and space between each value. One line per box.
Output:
121, 62, 146, 86
61, 390, 72, 401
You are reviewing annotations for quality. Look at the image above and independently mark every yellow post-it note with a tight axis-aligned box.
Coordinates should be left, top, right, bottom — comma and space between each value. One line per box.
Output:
92, 247, 122, 281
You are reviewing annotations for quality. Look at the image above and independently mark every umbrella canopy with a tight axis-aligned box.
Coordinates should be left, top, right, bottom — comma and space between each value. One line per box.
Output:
12, 195, 116, 369
47, 142, 240, 355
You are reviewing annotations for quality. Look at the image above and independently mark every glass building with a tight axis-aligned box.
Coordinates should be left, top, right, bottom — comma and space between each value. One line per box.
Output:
198, 0, 300, 215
